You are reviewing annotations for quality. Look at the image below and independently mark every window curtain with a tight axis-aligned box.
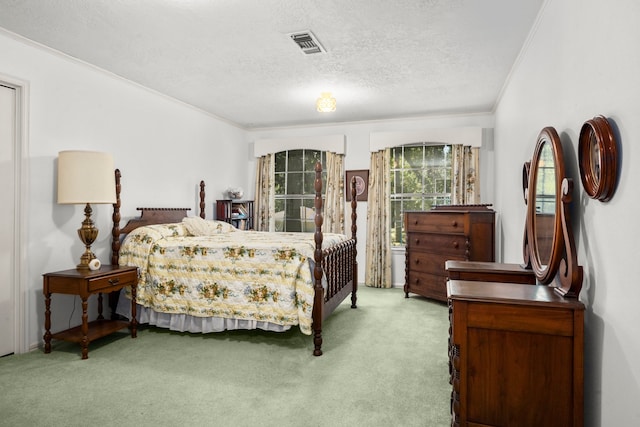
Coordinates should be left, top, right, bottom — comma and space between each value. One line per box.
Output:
254, 153, 274, 231
323, 152, 345, 234
365, 148, 392, 288
451, 145, 480, 204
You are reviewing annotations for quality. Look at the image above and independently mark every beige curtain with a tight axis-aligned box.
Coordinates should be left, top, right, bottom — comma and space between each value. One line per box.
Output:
254, 154, 274, 231
451, 145, 480, 204
323, 152, 345, 234
365, 148, 392, 288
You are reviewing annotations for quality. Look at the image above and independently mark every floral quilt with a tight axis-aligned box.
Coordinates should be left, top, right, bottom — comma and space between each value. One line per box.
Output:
118, 221, 348, 335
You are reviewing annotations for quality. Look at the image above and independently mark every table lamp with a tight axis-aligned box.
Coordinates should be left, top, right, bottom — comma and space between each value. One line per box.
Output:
57, 150, 116, 269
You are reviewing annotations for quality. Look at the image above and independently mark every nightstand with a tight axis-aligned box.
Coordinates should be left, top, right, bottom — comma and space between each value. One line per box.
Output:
43, 265, 138, 359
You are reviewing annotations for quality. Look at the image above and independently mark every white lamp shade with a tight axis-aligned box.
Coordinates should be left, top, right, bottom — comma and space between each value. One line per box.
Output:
57, 150, 116, 204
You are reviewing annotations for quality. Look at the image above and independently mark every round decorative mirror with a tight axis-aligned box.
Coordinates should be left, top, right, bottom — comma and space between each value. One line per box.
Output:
579, 115, 618, 201
526, 127, 564, 284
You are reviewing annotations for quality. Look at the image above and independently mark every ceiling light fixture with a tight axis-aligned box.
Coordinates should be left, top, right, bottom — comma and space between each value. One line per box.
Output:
316, 92, 336, 113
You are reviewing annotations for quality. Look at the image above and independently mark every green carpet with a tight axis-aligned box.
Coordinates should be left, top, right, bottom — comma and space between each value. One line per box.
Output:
0, 286, 450, 427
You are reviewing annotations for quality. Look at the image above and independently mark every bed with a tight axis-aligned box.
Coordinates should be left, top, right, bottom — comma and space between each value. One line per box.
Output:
110, 162, 358, 356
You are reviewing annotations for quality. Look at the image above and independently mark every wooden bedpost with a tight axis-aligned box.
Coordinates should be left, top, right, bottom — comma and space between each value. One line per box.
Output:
350, 176, 358, 309
111, 169, 122, 266
110, 169, 123, 319
199, 180, 206, 219
313, 161, 324, 356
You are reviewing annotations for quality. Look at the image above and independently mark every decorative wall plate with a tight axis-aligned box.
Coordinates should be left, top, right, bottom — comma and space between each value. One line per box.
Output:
578, 115, 618, 202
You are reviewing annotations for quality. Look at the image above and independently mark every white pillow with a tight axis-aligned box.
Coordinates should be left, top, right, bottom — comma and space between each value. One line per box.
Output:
182, 217, 237, 236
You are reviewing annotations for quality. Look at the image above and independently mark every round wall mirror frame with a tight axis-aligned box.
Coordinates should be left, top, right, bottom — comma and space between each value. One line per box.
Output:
579, 115, 618, 202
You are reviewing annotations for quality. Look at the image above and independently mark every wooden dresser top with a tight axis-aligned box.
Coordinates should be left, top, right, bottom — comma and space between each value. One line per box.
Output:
447, 280, 584, 310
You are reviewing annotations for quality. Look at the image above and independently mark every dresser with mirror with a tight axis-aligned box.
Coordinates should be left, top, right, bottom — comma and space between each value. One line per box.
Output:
447, 127, 585, 427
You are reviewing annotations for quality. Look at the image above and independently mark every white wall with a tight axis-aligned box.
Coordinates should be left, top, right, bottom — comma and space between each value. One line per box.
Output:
249, 114, 495, 287
0, 30, 250, 351
494, 0, 640, 425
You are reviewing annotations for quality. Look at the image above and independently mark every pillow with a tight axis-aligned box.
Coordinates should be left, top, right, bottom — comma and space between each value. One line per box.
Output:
182, 217, 237, 236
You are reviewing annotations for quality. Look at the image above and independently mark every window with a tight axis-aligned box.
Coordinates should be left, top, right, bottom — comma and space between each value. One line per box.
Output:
390, 144, 452, 246
274, 149, 326, 232
535, 146, 555, 214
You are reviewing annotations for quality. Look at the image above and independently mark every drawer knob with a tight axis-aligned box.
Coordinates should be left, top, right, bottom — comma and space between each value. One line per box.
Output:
414, 219, 419, 225
414, 259, 420, 265
452, 241, 459, 248
414, 238, 420, 245
451, 220, 458, 227
414, 278, 420, 284
108, 278, 120, 286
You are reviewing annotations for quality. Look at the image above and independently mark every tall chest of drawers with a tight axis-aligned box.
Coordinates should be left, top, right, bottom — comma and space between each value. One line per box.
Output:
404, 205, 495, 301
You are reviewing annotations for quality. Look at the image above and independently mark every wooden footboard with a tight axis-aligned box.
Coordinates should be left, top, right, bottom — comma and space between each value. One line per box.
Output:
322, 240, 357, 314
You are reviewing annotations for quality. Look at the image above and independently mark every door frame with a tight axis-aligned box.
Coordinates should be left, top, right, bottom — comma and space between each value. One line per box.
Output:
1, 73, 29, 355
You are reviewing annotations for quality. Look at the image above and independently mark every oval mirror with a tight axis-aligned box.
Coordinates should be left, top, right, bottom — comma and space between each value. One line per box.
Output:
526, 127, 565, 284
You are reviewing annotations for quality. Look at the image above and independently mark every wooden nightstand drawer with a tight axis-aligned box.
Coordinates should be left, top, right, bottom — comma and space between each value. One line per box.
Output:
88, 269, 138, 292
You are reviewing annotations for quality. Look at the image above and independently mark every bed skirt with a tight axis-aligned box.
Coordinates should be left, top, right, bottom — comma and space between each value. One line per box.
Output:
115, 294, 291, 334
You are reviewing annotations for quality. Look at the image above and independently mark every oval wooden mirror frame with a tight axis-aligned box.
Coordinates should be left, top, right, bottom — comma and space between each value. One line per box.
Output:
522, 161, 531, 204
526, 128, 564, 284
579, 115, 618, 202
523, 127, 583, 297
521, 161, 532, 266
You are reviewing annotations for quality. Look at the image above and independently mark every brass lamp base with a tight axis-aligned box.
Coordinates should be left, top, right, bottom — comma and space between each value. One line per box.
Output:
76, 203, 99, 270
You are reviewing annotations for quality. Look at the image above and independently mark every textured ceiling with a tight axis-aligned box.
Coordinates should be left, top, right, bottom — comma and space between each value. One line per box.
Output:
0, 0, 543, 129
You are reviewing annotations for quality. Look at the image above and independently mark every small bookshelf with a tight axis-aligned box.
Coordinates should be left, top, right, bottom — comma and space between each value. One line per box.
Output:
216, 200, 254, 230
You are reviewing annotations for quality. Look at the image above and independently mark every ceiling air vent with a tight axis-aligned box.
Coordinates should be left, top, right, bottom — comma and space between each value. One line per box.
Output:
288, 31, 326, 55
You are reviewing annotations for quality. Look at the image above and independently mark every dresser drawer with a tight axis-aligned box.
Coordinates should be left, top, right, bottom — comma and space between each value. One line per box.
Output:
88, 269, 138, 292
406, 271, 448, 301
406, 232, 469, 256
408, 251, 465, 274
405, 212, 467, 234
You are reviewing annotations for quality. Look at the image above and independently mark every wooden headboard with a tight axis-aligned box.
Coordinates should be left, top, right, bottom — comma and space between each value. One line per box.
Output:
110, 169, 206, 265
